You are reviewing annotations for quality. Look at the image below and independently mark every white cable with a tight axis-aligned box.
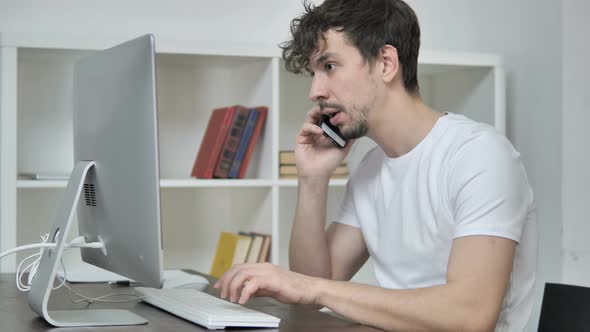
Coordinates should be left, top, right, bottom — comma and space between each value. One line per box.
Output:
53, 254, 145, 304
3, 234, 104, 291
1, 243, 56, 259
27, 233, 50, 286
2, 233, 144, 304
16, 253, 41, 291
60, 281, 145, 304
0, 236, 105, 260
17, 233, 50, 291
51, 259, 145, 304
53, 257, 68, 290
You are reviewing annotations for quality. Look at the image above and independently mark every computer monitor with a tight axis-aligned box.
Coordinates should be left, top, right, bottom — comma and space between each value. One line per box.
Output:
26, 34, 163, 327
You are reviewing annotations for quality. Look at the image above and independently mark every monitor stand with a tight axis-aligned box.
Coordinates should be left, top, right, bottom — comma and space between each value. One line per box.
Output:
26, 161, 148, 327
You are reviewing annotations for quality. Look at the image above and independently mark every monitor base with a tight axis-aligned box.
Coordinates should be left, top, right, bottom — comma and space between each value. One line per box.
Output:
26, 161, 148, 327
46, 309, 147, 327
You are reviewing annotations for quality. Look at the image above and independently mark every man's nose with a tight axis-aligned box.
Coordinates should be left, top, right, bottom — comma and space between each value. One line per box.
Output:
309, 74, 328, 102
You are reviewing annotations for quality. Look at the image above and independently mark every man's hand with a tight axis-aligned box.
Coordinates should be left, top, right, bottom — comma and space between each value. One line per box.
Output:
295, 107, 354, 178
213, 263, 319, 305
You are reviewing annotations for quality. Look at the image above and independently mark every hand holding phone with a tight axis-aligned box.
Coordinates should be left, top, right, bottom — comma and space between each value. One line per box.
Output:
318, 114, 346, 148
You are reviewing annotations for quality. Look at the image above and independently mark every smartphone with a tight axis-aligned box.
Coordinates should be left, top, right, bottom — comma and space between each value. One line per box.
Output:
318, 114, 346, 148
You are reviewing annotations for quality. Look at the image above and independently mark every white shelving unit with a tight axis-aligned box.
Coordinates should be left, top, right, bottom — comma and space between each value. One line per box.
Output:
0, 32, 505, 285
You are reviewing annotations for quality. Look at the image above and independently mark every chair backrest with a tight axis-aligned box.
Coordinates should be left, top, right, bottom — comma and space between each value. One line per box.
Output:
538, 282, 590, 331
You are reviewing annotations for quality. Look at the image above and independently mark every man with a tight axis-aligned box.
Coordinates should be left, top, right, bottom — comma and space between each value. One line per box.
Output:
215, 0, 537, 331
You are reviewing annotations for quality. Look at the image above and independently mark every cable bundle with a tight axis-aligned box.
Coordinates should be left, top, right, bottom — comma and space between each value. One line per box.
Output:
16, 233, 66, 291
1, 235, 144, 304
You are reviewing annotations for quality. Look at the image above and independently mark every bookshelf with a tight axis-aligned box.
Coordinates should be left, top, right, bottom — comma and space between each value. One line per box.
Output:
0, 33, 505, 285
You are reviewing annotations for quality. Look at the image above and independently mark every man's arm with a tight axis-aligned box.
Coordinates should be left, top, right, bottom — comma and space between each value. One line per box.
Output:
290, 177, 370, 280
215, 235, 515, 332
288, 106, 367, 280
314, 235, 515, 332
289, 176, 332, 279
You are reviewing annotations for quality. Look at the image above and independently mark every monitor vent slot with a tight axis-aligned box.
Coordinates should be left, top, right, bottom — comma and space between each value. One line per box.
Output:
84, 184, 97, 207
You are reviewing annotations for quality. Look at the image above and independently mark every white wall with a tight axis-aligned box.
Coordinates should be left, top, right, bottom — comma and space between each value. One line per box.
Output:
0, 0, 564, 330
562, 0, 590, 285
0, 0, 300, 45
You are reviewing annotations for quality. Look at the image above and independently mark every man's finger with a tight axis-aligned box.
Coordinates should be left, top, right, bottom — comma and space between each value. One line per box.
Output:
296, 123, 324, 144
238, 279, 259, 304
304, 106, 322, 124
228, 269, 252, 302
218, 265, 243, 299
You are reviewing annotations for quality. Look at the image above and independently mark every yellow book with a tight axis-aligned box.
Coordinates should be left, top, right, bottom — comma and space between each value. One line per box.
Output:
210, 232, 252, 278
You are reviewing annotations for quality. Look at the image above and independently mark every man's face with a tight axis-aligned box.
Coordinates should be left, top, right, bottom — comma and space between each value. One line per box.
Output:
307, 29, 379, 140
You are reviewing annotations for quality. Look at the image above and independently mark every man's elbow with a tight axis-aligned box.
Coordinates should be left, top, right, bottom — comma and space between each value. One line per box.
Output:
460, 303, 501, 332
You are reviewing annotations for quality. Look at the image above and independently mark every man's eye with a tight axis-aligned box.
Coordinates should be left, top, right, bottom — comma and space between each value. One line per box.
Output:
325, 63, 336, 72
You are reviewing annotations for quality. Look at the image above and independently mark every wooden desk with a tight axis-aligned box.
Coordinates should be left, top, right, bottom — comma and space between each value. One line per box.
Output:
0, 273, 381, 331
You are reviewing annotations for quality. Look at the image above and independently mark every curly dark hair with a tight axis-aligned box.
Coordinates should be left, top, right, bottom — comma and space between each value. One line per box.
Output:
280, 0, 421, 96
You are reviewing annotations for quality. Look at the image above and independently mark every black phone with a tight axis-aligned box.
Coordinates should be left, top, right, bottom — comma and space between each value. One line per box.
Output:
318, 114, 346, 148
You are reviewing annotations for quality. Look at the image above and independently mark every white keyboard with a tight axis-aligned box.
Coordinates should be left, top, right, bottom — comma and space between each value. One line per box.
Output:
135, 287, 280, 330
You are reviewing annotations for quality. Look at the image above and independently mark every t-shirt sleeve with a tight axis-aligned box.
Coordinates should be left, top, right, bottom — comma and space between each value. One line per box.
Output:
448, 132, 534, 242
335, 147, 382, 229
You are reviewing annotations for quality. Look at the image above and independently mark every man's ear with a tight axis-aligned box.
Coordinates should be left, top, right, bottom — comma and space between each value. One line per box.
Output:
380, 44, 399, 83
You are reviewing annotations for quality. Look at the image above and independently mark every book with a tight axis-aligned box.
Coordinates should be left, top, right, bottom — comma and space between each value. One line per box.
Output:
236, 106, 268, 179
245, 233, 265, 263
279, 150, 347, 166
228, 109, 260, 179
279, 165, 349, 177
191, 106, 238, 179
209, 232, 252, 278
232, 233, 253, 266
254, 233, 272, 263
279, 151, 297, 165
239, 231, 271, 263
213, 106, 250, 178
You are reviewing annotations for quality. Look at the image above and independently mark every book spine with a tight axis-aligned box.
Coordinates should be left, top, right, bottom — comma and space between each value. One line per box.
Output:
280, 150, 347, 166
228, 109, 259, 179
191, 107, 236, 179
214, 106, 250, 178
256, 233, 272, 263
209, 232, 238, 278
238, 106, 268, 179
279, 165, 348, 177
279, 151, 297, 165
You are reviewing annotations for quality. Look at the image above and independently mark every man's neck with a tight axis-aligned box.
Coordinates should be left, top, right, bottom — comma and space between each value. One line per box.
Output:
367, 90, 442, 159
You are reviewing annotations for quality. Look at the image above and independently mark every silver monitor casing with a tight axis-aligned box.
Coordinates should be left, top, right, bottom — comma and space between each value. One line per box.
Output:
27, 34, 163, 327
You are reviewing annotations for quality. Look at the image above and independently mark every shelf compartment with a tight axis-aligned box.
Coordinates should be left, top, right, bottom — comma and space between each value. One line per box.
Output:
16, 48, 276, 182
160, 187, 272, 272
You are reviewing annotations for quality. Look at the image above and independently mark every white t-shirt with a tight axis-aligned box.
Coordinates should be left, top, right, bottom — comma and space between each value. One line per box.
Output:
337, 113, 537, 332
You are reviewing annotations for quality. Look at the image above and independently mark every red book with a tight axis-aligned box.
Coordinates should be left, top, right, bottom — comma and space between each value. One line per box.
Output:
238, 106, 268, 179
191, 106, 237, 179
213, 106, 250, 178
